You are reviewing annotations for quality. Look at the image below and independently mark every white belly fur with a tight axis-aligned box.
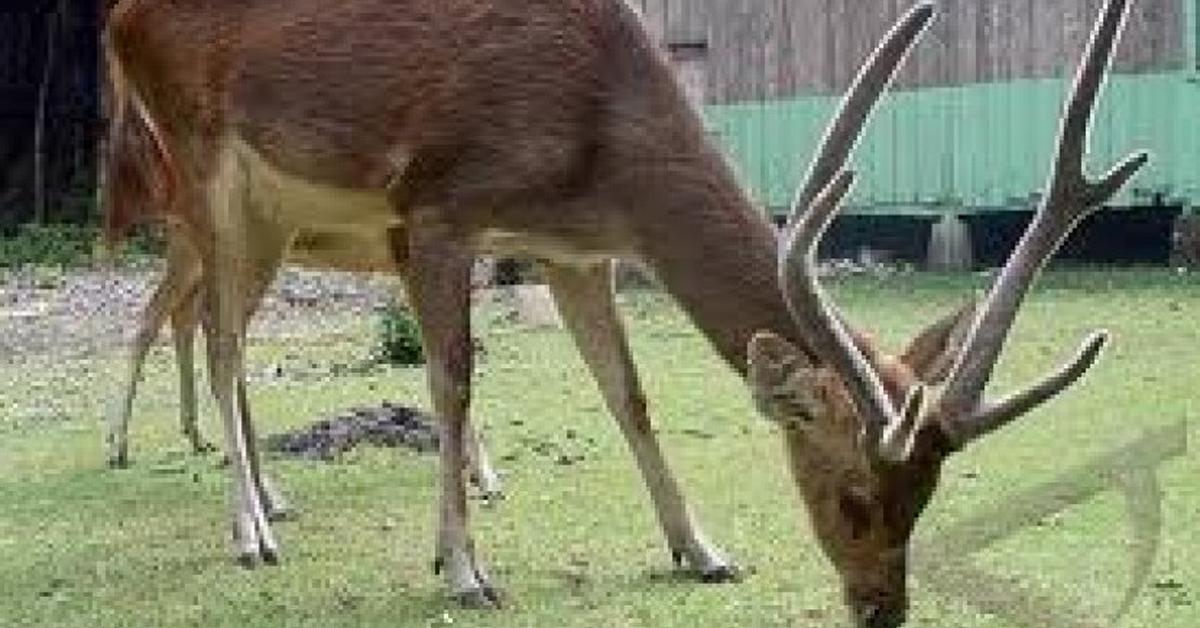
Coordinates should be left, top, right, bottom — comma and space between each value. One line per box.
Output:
214, 137, 620, 269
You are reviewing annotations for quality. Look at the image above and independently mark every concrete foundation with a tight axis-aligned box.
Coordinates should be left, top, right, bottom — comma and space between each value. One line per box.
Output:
926, 214, 974, 271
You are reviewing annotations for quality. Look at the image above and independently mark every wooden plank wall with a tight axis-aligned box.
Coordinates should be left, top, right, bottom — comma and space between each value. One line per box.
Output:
629, 0, 1185, 103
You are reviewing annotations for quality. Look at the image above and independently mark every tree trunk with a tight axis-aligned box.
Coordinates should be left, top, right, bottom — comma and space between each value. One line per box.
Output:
33, 2, 65, 225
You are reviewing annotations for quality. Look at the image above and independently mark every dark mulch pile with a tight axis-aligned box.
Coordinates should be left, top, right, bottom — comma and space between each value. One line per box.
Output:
265, 402, 439, 461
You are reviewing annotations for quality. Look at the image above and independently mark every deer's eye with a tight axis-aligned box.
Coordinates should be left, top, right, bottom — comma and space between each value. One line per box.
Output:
839, 491, 874, 540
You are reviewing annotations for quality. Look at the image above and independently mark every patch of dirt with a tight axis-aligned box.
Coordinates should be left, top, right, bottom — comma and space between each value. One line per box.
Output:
264, 402, 439, 461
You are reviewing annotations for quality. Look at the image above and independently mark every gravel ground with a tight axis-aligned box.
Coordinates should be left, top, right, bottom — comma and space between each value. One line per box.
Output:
0, 256, 906, 364
0, 262, 400, 364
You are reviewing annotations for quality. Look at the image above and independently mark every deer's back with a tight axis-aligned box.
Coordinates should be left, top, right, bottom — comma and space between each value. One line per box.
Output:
112, 1, 673, 203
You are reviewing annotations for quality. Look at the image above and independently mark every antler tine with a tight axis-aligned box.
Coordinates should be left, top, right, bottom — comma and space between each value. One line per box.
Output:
780, 2, 935, 461
952, 331, 1109, 443
787, 2, 936, 223
934, 0, 1147, 446
784, 170, 899, 453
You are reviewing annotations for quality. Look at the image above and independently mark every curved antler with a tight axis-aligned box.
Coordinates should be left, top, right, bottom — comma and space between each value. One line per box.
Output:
780, 2, 935, 461
932, 0, 1148, 447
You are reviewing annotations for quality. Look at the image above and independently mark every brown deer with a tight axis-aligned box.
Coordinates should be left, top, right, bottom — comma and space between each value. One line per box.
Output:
102, 105, 502, 496
101, 0, 1144, 623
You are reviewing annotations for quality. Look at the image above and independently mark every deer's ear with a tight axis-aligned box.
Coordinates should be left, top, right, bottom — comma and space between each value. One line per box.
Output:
748, 331, 826, 427
900, 299, 977, 384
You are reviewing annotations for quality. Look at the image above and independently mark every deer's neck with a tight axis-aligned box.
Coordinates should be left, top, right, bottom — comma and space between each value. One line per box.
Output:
594, 8, 804, 376
605, 140, 800, 375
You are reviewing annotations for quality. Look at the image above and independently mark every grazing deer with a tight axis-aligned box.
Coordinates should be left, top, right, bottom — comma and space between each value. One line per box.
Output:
102, 106, 502, 496
101, 0, 1144, 623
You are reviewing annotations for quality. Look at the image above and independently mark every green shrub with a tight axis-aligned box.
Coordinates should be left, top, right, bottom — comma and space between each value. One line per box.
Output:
375, 302, 425, 366
0, 223, 96, 267
0, 223, 163, 268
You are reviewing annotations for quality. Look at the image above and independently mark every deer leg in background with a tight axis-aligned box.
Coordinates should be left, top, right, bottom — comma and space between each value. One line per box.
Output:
401, 214, 497, 606
463, 420, 502, 501
106, 233, 203, 468
170, 282, 214, 454
544, 261, 735, 581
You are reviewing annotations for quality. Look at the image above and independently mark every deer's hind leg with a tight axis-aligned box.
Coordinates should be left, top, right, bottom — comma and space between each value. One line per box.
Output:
106, 229, 204, 467
166, 239, 215, 455
200, 151, 289, 566
544, 260, 736, 581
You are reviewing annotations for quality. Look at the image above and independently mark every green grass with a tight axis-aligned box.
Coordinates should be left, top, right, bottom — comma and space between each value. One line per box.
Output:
0, 270, 1195, 627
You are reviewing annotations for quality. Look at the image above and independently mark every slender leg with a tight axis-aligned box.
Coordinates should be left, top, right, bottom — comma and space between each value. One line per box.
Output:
464, 422, 502, 500
106, 239, 200, 468
202, 155, 283, 566
233, 221, 294, 527
390, 281, 503, 499
544, 261, 736, 581
402, 217, 497, 606
235, 349, 291, 521
171, 285, 214, 454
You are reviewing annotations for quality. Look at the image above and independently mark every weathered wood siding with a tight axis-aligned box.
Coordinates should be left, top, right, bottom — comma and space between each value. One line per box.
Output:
630, 0, 1185, 103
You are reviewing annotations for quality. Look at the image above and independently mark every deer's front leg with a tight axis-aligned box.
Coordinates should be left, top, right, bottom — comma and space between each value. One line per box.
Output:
544, 261, 736, 582
401, 219, 497, 607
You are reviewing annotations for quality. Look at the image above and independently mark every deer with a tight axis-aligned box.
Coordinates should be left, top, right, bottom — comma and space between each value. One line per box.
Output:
101, 0, 1145, 624
101, 103, 503, 497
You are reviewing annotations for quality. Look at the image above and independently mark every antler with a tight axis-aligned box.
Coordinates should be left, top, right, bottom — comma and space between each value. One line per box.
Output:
780, 2, 935, 461
931, 0, 1148, 447
779, 0, 1146, 463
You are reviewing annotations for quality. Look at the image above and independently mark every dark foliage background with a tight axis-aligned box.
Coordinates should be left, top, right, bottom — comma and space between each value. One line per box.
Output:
0, 1, 101, 235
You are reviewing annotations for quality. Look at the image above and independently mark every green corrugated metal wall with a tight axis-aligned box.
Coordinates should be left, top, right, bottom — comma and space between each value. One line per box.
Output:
704, 1, 1200, 217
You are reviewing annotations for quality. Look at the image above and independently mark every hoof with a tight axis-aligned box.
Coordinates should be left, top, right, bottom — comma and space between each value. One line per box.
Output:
192, 441, 218, 455
267, 507, 297, 523
476, 490, 506, 506
236, 553, 259, 570
105, 440, 130, 469
261, 547, 280, 566
698, 564, 741, 584
453, 586, 502, 609
468, 472, 505, 502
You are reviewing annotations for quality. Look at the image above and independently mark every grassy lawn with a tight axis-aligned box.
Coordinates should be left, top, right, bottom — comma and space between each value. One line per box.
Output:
0, 269, 1195, 627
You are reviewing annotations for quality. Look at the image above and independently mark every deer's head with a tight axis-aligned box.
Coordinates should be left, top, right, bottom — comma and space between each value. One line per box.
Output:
749, 305, 970, 626
747, 2, 1146, 627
